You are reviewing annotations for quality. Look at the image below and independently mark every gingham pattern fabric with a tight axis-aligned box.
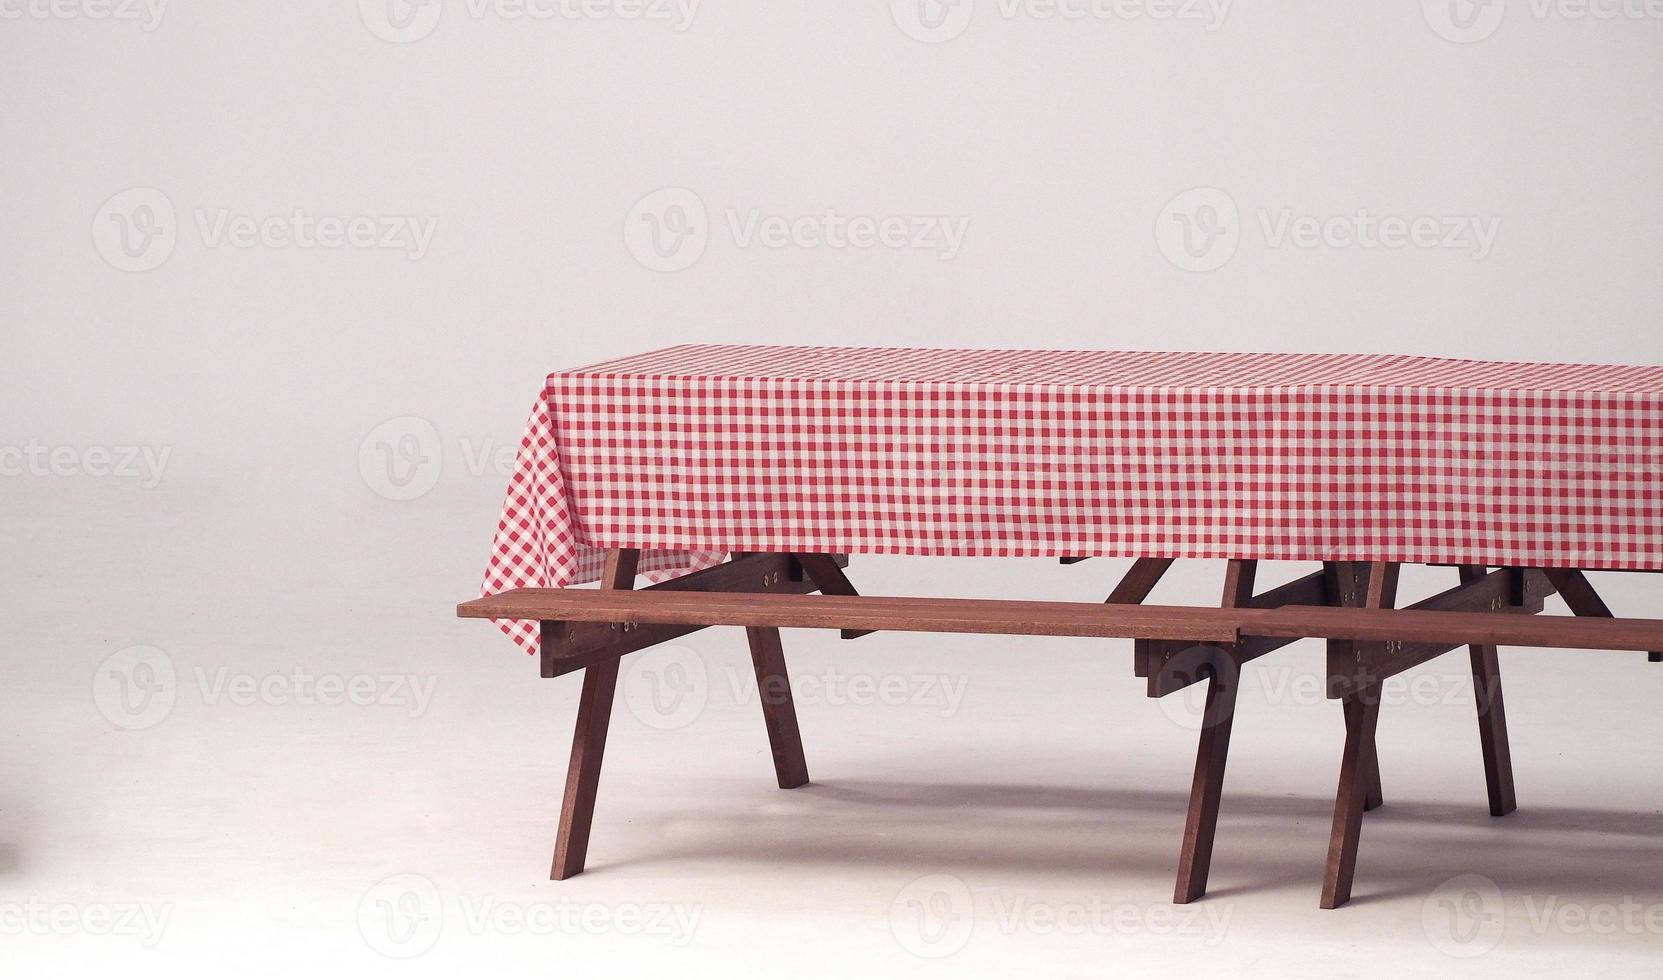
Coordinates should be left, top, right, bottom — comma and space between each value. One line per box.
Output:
483, 345, 1663, 654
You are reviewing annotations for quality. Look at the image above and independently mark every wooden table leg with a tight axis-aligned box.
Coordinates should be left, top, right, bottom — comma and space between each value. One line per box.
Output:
1172, 559, 1254, 904
550, 548, 639, 880
1460, 565, 1518, 817
1321, 688, 1382, 909
1173, 657, 1240, 903
1317, 560, 1397, 908
1326, 562, 1387, 811
745, 625, 810, 789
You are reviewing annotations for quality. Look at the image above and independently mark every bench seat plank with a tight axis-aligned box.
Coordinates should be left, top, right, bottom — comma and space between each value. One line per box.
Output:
459, 588, 1663, 653
462, 590, 1242, 643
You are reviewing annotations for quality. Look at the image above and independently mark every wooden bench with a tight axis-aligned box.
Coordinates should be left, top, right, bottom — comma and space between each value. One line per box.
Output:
461, 580, 1663, 655
459, 551, 1663, 908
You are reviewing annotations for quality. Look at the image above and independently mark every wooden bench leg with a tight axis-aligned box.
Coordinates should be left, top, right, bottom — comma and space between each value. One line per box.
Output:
745, 626, 809, 789
550, 548, 638, 880
1468, 641, 1516, 817
1319, 560, 1397, 908
1326, 562, 1386, 812
1172, 559, 1253, 904
1173, 654, 1239, 904
1345, 697, 1383, 812
1460, 566, 1517, 817
1321, 689, 1382, 909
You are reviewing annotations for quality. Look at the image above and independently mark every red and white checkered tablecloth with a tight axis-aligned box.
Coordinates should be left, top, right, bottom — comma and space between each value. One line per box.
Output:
482, 345, 1663, 653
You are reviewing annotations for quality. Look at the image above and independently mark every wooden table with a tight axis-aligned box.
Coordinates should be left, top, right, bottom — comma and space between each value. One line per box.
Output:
464, 346, 1663, 908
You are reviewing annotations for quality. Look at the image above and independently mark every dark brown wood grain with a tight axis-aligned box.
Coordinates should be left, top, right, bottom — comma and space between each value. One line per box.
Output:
1325, 562, 1390, 814
1545, 567, 1663, 662
1320, 692, 1382, 909
539, 552, 822, 678
796, 553, 873, 639
465, 590, 1244, 643
550, 547, 639, 881
461, 584, 1663, 652
745, 626, 810, 789
1109, 558, 1177, 678
1460, 565, 1517, 818
1138, 569, 1334, 690
1172, 559, 1256, 905
1324, 568, 1553, 697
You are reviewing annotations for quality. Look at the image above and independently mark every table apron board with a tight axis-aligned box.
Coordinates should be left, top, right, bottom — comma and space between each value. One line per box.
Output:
458, 550, 1663, 909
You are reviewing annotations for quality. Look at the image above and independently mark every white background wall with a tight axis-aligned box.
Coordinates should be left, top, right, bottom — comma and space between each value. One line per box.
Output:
4, 2, 1660, 560
3, 3, 1662, 976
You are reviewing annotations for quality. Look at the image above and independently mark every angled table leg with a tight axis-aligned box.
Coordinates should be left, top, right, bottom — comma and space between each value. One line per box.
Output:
1106, 557, 1175, 679
551, 548, 639, 880
1461, 566, 1517, 817
1321, 688, 1383, 909
1326, 562, 1386, 811
1319, 560, 1397, 908
745, 625, 810, 789
1173, 558, 1255, 904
